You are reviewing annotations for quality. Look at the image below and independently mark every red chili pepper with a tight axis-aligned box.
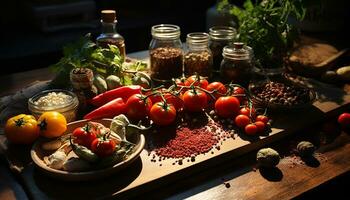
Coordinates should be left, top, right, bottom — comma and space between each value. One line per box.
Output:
90, 85, 141, 107
84, 98, 126, 120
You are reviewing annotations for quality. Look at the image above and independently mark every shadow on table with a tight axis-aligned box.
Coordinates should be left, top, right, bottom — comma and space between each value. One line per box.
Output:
259, 167, 283, 182
301, 155, 320, 168
32, 157, 143, 199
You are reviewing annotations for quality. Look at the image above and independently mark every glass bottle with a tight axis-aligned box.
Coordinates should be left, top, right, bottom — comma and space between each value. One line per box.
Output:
220, 42, 253, 87
184, 32, 213, 78
149, 24, 183, 84
209, 26, 236, 74
96, 10, 126, 62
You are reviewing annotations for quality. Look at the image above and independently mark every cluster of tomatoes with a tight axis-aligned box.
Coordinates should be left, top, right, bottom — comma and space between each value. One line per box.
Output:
72, 122, 119, 157
122, 75, 270, 135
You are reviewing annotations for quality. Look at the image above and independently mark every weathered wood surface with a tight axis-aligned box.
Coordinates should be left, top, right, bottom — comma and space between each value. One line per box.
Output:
1, 50, 350, 200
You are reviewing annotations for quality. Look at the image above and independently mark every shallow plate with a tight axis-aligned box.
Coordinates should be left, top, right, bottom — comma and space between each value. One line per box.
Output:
31, 119, 145, 181
248, 78, 317, 112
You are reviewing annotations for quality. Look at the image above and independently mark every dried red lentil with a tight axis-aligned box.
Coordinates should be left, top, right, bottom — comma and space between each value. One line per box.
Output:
154, 127, 218, 158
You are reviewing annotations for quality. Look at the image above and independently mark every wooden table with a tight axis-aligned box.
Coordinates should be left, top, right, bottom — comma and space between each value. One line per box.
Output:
1, 50, 350, 200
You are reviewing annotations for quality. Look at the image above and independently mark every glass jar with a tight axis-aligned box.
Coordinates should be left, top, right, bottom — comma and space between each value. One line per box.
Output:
220, 42, 253, 86
96, 10, 126, 62
28, 89, 79, 122
149, 24, 183, 84
209, 26, 236, 73
184, 32, 213, 78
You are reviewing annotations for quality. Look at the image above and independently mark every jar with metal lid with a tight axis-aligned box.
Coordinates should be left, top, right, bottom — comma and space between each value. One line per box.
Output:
209, 26, 236, 73
149, 24, 183, 84
184, 32, 213, 78
220, 42, 253, 86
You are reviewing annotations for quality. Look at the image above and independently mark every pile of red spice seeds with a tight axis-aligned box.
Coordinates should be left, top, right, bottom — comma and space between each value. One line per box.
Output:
147, 112, 236, 165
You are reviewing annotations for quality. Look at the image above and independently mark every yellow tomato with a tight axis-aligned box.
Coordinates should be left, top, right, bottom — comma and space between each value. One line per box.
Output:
5, 114, 39, 144
37, 112, 67, 138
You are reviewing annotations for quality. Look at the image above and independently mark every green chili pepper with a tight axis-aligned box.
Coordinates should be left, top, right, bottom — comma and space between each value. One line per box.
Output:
70, 137, 98, 163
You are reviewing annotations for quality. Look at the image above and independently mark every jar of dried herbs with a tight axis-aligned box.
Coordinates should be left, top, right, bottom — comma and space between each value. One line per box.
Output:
220, 42, 253, 86
184, 32, 213, 78
209, 26, 236, 74
149, 24, 183, 84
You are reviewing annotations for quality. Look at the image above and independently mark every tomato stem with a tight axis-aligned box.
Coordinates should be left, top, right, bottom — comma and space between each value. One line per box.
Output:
159, 92, 169, 110
141, 85, 164, 93
14, 118, 25, 127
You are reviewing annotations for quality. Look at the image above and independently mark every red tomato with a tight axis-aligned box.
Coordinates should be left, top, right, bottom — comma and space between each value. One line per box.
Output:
255, 121, 266, 133
72, 126, 97, 148
206, 82, 227, 99
183, 89, 208, 112
239, 107, 256, 117
164, 93, 184, 111
126, 94, 152, 120
338, 113, 350, 128
150, 102, 177, 126
235, 114, 250, 128
215, 96, 240, 118
245, 124, 258, 135
232, 86, 246, 103
91, 137, 118, 157
185, 75, 209, 89
256, 115, 269, 124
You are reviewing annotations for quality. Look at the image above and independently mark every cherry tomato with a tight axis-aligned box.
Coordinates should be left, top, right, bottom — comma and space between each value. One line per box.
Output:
126, 94, 152, 120
150, 102, 177, 126
232, 86, 246, 103
72, 124, 97, 148
235, 114, 250, 128
4, 114, 39, 144
185, 75, 209, 89
164, 93, 184, 111
183, 89, 208, 112
338, 113, 350, 128
91, 137, 118, 157
206, 82, 227, 99
215, 96, 240, 118
239, 107, 256, 117
255, 121, 266, 133
256, 115, 269, 124
245, 124, 258, 135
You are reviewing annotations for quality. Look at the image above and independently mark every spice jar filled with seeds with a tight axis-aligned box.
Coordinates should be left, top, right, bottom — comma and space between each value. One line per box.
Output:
184, 32, 213, 78
220, 42, 253, 86
209, 26, 236, 74
149, 24, 183, 84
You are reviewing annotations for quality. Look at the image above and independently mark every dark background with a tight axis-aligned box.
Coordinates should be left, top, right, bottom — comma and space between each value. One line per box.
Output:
0, 0, 216, 74
1, 0, 349, 75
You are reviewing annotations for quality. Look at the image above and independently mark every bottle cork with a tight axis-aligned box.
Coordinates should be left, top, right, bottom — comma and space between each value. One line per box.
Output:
234, 42, 244, 49
101, 10, 116, 23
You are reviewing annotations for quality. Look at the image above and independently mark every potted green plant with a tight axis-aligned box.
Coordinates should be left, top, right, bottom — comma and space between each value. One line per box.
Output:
217, 0, 306, 75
